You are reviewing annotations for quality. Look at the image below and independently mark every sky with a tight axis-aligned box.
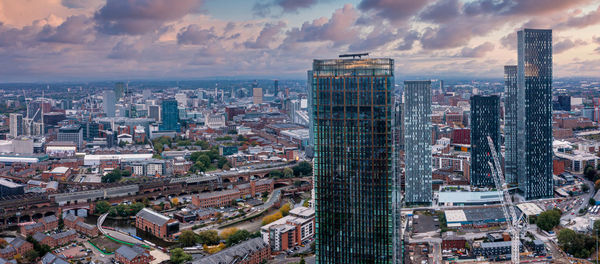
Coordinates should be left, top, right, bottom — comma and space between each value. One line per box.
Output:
1, 0, 600, 82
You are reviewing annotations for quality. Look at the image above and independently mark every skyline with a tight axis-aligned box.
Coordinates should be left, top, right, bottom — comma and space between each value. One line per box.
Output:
0, 0, 599, 82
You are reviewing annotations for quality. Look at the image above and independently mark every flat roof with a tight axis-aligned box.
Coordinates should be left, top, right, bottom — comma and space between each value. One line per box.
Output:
0, 178, 23, 188
445, 210, 467, 223
438, 191, 502, 204
516, 203, 544, 216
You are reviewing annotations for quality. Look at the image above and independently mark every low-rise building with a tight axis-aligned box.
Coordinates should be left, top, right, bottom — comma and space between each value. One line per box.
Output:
40, 252, 69, 264
192, 189, 241, 208
135, 208, 180, 239
32, 232, 56, 248
237, 179, 274, 198
115, 245, 153, 264
472, 241, 522, 258
0, 238, 33, 259
50, 230, 77, 246
75, 221, 99, 237
38, 215, 59, 231
260, 206, 315, 252
194, 237, 270, 264
20, 222, 45, 236
441, 232, 466, 251
41, 167, 71, 181
63, 214, 82, 229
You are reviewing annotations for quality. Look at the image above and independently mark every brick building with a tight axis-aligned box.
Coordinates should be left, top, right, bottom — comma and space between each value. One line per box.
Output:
50, 230, 77, 246
75, 221, 99, 237
441, 232, 466, 251
20, 222, 45, 236
32, 232, 56, 248
135, 208, 180, 240
0, 238, 33, 259
115, 245, 153, 264
194, 237, 270, 264
38, 215, 59, 231
63, 214, 82, 229
237, 179, 274, 198
192, 189, 241, 208
260, 206, 315, 252
41, 167, 71, 181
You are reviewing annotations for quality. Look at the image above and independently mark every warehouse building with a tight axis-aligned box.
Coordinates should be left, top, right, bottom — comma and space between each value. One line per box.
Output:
444, 207, 506, 228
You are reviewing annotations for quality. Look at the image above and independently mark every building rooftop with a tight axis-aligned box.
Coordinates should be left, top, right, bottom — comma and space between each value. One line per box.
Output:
289, 206, 314, 218
32, 232, 49, 242
0, 178, 23, 188
516, 203, 544, 216
76, 221, 96, 230
115, 245, 149, 261
136, 208, 171, 226
438, 191, 502, 204
40, 252, 69, 264
195, 189, 241, 200
51, 230, 76, 240
48, 167, 69, 174
194, 237, 268, 264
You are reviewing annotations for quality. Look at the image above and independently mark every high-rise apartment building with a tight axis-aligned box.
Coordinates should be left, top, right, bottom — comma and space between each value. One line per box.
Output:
404, 80, 432, 204
517, 29, 554, 199
470, 95, 500, 187
160, 99, 179, 131
504, 65, 518, 184
253, 88, 263, 104
311, 56, 400, 263
273, 79, 279, 95
103, 90, 116, 117
114, 82, 125, 101
9, 113, 23, 138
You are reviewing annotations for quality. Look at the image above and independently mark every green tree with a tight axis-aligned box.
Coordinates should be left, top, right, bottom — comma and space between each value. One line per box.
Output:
299, 256, 306, 264
280, 203, 291, 216
198, 230, 220, 245
582, 183, 590, 193
24, 250, 39, 262
536, 209, 561, 232
269, 170, 283, 179
292, 161, 313, 177
95, 201, 111, 214
170, 248, 192, 264
58, 217, 64, 230
283, 168, 294, 178
226, 229, 250, 247
179, 230, 199, 247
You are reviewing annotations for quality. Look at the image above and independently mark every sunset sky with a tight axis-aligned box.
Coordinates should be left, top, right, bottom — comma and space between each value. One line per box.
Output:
1, 0, 600, 82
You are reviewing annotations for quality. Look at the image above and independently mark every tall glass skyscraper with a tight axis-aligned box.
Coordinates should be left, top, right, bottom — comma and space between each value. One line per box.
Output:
311, 57, 400, 263
504, 65, 518, 184
470, 95, 500, 187
517, 29, 554, 199
160, 99, 179, 131
404, 80, 432, 204
103, 90, 116, 117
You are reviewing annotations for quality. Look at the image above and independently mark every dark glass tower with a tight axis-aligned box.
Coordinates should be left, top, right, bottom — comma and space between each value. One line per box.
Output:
504, 65, 518, 184
404, 81, 432, 204
517, 29, 553, 199
470, 95, 500, 187
311, 57, 399, 263
160, 99, 179, 131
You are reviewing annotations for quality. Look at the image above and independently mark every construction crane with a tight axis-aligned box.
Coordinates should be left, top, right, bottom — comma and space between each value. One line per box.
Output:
487, 136, 521, 263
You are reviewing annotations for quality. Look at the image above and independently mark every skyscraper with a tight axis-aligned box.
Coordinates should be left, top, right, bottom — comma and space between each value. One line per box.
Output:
160, 99, 179, 131
504, 65, 518, 184
273, 79, 279, 95
311, 56, 399, 263
252, 87, 263, 104
517, 29, 554, 199
114, 82, 125, 101
103, 90, 116, 117
470, 95, 500, 187
9, 113, 23, 138
404, 80, 432, 204
149, 105, 160, 122
57, 125, 83, 150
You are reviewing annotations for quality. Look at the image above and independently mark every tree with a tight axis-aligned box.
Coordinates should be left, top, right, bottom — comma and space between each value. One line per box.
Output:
557, 228, 595, 258
292, 161, 312, 177
585, 165, 597, 181
595, 179, 600, 190
0, 238, 7, 249
198, 230, 220, 245
226, 229, 251, 246
299, 256, 306, 264
269, 170, 283, 179
590, 198, 596, 206
170, 248, 192, 264
582, 183, 590, 193
171, 198, 180, 206
24, 250, 39, 262
283, 168, 294, 178
58, 217, 64, 230
220, 227, 239, 240
179, 230, 199, 247
118, 141, 127, 147
594, 220, 600, 235
280, 203, 291, 216
95, 201, 111, 214
262, 211, 283, 225
536, 209, 561, 232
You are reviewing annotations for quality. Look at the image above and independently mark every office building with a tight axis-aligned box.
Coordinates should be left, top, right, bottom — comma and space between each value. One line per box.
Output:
311, 56, 399, 263
253, 87, 263, 104
143, 89, 151, 100
148, 105, 160, 122
114, 82, 125, 101
274, 79, 279, 95
470, 95, 500, 187
9, 113, 23, 138
57, 125, 83, 150
103, 90, 116, 117
160, 99, 179, 131
517, 29, 554, 199
504, 65, 518, 184
404, 80, 432, 204
555, 95, 571, 112
135, 208, 179, 239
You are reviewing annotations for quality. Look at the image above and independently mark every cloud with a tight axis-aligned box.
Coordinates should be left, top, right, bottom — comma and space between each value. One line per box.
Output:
500, 32, 517, 50
107, 39, 143, 59
176, 24, 218, 45
281, 4, 359, 48
457, 42, 494, 57
553, 39, 587, 54
555, 5, 600, 29
358, 0, 433, 24
397, 30, 420, 50
348, 26, 399, 52
94, 0, 203, 35
252, 0, 317, 17
61, 0, 93, 9
463, 0, 593, 17
38, 15, 94, 44
419, 0, 460, 24
244, 21, 286, 49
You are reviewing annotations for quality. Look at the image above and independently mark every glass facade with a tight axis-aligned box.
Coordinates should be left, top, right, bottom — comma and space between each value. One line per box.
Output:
470, 95, 500, 187
311, 58, 399, 263
504, 66, 518, 185
161, 99, 179, 131
517, 29, 554, 199
404, 81, 432, 204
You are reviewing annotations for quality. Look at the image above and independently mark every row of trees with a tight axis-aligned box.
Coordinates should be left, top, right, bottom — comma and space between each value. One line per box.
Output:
557, 228, 596, 258
268, 161, 313, 179
190, 148, 231, 172
262, 203, 292, 225
179, 228, 260, 248
95, 201, 145, 217
101, 168, 131, 183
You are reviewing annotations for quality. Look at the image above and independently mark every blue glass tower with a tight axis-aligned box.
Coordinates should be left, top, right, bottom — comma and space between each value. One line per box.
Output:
160, 99, 179, 131
470, 95, 500, 187
504, 65, 518, 184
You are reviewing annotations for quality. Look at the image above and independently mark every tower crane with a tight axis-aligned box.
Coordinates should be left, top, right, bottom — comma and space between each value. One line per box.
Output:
487, 136, 521, 263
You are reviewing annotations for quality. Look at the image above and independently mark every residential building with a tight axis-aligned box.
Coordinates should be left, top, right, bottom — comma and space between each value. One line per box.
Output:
260, 207, 315, 252
135, 208, 180, 239
517, 29, 554, 199
0, 238, 32, 259
9, 114, 23, 138
504, 65, 518, 184
115, 245, 153, 264
194, 237, 270, 264
75, 221, 99, 237
473, 241, 523, 257
311, 57, 400, 263
40, 252, 69, 264
405, 80, 433, 204
50, 230, 77, 246
192, 189, 241, 208
470, 95, 500, 187
103, 90, 116, 117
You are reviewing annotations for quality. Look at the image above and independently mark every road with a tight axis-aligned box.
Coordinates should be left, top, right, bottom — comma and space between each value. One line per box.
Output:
97, 213, 150, 246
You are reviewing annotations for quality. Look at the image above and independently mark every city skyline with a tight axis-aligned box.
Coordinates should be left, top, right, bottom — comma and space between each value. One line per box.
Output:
0, 0, 600, 82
